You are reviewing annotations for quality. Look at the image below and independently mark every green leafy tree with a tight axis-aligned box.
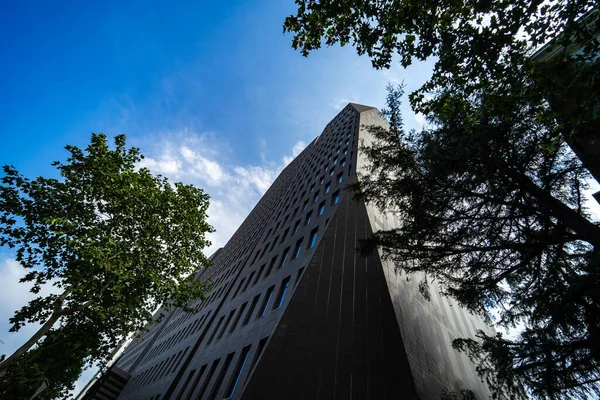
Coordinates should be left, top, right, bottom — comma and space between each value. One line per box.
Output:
355, 85, 599, 398
283, 0, 598, 111
0, 134, 213, 397
285, 1, 599, 398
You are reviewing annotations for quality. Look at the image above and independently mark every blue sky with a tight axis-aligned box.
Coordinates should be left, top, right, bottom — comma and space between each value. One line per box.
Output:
1, 0, 600, 395
0, 0, 435, 393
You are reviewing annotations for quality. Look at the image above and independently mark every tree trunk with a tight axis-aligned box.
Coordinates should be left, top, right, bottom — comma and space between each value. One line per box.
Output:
0, 288, 71, 375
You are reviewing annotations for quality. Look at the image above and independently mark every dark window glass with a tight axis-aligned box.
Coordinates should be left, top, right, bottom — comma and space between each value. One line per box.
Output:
332, 191, 340, 205
309, 228, 318, 249
243, 295, 260, 326
279, 247, 290, 268
273, 277, 291, 309
208, 352, 234, 400
257, 286, 275, 318
318, 201, 325, 216
224, 345, 252, 398
293, 239, 303, 259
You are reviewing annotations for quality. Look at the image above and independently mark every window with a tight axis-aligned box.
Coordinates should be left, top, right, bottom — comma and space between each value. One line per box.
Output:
302, 200, 309, 211
292, 206, 299, 217
305, 211, 312, 226
333, 158, 338, 165
310, 184, 315, 192
257, 286, 275, 318
269, 237, 279, 251
243, 295, 260, 326
318, 201, 325, 216
280, 228, 289, 243
313, 191, 319, 203
309, 228, 318, 249
254, 264, 265, 285
319, 176, 325, 184
341, 158, 346, 167
250, 337, 269, 371
293, 238, 303, 259
265, 255, 277, 277
337, 173, 343, 184
273, 277, 291, 310
197, 359, 220, 399
243, 272, 254, 292
206, 316, 225, 345
229, 302, 247, 333
217, 310, 235, 340
279, 247, 290, 268
332, 190, 340, 205
208, 352, 234, 400
329, 168, 335, 176
224, 345, 251, 398
293, 219, 301, 234
325, 183, 331, 193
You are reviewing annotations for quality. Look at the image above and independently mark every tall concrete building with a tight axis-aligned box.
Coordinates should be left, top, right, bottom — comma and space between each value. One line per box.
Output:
83, 104, 495, 400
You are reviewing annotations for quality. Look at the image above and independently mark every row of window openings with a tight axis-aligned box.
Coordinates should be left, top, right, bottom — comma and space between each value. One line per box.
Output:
195, 138, 348, 314
159, 131, 348, 334
190, 161, 346, 318
144, 310, 212, 363
179, 337, 268, 400
125, 346, 190, 393
205, 275, 293, 347
250, 187, 338, 273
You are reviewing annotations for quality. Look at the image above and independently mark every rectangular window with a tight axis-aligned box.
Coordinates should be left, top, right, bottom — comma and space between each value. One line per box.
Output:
318, 201, 325, 216
293, 219, 301, 234
197, 359, 220, 399
254, 264, 265, 285
293, 238, 303, 259
279, 247, 290, 269
309, 228, 318, 249
332, 190, 340, 205
224, 345, 252, 398
243, 295, 260, 326
206, 316, 225, 345
329, 168, 335, 176
333, 158, 338, 165
313, 191, 319, 203
229, 302, 247, 333
243, 272, 254, 292
341, 158, 346, 167
250, 337, 269, 371
337, 173, 343, 184
320, 176, 324, 184
232, 278, 245, 298
265, 255, 277, 277
305, 211, 312, 226
325, 183, 331, 193
273, 277, 291, 310
257, 286, 275, 318
279, 228, 290, 243
208, 352, 234, 400
217, 309, 236, 340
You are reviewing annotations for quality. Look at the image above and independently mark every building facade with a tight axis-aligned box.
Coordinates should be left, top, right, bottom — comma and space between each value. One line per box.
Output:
83, 104, 496, 400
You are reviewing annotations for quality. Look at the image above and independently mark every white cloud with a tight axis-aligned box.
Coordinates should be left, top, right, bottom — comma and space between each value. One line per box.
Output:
138, 131, 307, 255
0, 257, 59, 357
330, 97, 357, 111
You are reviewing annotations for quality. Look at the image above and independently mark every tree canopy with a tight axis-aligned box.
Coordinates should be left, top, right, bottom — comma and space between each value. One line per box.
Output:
285, 1, 599, 398
0, 134, 213, 399
356, 83, 599, 398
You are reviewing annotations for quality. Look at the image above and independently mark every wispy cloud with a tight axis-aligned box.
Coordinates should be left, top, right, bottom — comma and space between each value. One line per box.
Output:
138, 130, 307, 255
